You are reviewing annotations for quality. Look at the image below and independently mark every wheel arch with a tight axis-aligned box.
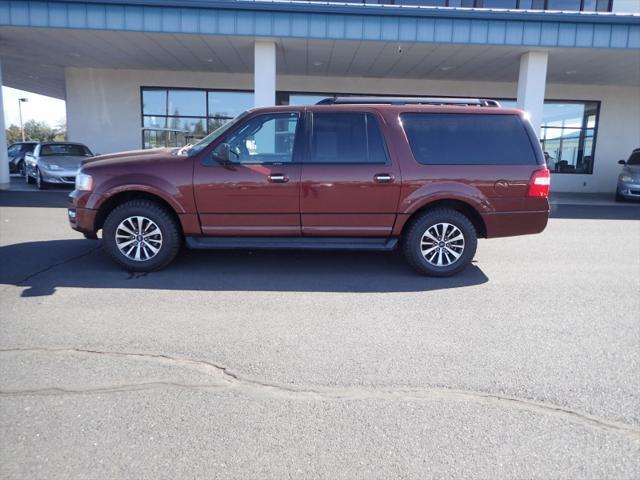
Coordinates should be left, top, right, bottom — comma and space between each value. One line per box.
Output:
94, 190, 183, 236
400, 199, 487, 239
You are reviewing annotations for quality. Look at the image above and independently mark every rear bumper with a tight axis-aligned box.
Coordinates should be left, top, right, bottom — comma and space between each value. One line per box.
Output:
482, 210, 549, 238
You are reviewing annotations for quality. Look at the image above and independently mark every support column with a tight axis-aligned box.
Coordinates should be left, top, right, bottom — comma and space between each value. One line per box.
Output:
516, 51, 548, 138
0, 62, 9, 190
254, 40, 276, 107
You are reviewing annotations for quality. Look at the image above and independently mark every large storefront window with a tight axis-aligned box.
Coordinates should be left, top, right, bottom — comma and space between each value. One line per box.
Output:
501, 100, 599, 174
539, 102, 599, 174
141, 88, 253, 149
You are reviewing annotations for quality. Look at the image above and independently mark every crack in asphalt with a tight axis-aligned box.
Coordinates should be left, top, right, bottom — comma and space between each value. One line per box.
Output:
1, 347, 639, 441
1, 246, 101, 292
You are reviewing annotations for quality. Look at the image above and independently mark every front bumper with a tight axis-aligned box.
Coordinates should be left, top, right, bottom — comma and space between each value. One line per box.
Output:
617, 182, 640, 199
68, 190, 103, 235
40, 168, 78, 184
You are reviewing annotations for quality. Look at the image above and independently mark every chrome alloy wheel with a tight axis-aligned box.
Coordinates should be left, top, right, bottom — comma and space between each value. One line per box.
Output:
420, 222, 465, 267
115, 216, 163, 262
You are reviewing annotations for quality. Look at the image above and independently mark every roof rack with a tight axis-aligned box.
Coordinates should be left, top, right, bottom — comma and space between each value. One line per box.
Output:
316, 97, 501, 107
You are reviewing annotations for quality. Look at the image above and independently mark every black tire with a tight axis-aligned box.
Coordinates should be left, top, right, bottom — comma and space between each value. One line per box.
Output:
17, 160, 25, 177
25, 169, 35, 184
102, 199, 181, 272
36, 169, 48, 190
402, 208, 478, 277
615, 192, 625, 202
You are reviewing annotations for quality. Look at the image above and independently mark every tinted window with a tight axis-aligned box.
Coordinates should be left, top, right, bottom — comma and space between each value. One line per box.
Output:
310, 113, 388, 164
40, 144, 93, 157
401, 113, 536, 166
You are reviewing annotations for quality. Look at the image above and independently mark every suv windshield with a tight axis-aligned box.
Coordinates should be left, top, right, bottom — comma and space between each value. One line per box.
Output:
187, 112, 249, 157
40, 144, 93, 157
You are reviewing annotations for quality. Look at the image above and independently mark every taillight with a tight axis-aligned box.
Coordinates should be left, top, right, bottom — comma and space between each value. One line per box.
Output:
527, 168, 550, 198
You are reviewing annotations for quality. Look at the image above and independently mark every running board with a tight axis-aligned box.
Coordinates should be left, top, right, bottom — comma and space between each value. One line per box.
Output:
185, 236, 398, 251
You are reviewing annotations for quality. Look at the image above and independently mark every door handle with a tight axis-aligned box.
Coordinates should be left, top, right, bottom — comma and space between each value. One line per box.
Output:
374, 173, 393, 184
268, 174, 289, 183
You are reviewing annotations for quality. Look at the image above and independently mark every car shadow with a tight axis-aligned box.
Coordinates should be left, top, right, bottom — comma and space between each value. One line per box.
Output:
0, 190, 70, 208
0, 239, 488, 297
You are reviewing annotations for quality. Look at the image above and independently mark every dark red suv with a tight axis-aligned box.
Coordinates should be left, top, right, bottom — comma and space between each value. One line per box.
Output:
68, 97, 550, 276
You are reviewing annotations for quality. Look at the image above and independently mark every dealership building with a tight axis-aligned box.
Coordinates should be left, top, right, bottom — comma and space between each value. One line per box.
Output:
0, 0, 639, 193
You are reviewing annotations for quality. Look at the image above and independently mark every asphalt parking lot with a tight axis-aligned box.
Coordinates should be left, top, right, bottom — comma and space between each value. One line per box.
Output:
0, 186, 639, 479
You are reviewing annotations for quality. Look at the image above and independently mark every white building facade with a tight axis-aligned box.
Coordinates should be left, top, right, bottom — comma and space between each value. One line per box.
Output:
1, 0, 639, 194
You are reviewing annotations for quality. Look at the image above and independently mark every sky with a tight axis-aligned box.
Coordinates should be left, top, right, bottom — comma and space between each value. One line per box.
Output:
2, 86, 66, 129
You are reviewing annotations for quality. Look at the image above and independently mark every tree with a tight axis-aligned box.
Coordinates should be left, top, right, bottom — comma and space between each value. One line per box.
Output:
5, 120, 57, 144
5, 125, 22, 144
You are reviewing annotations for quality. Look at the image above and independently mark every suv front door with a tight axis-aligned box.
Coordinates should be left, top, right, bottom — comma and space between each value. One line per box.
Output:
301, 111, 401, 236
193, 112, 303, 236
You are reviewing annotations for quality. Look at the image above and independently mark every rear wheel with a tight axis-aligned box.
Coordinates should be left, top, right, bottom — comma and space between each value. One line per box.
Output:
403, 208, 477, 277
102, 200, 181, 272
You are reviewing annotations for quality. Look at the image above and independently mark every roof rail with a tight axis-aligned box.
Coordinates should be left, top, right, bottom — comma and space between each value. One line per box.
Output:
316, 97, 501, 107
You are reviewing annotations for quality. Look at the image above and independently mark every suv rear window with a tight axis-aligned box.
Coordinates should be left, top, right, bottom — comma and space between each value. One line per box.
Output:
310, 113, 388, 164
401, 113, 537, 166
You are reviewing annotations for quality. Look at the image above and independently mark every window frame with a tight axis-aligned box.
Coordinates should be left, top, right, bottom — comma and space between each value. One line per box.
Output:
140, 86, 253, 149
209, 111, 304, 166
538, 99, 601, 175
306, 111, 392, 165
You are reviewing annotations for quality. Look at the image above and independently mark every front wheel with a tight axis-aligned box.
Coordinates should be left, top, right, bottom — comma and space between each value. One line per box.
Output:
36, 169, 48, 190
25, 168, 35, 184
17, 160, 26, 177
402, 208, 478, 277
102, 200, 181, 272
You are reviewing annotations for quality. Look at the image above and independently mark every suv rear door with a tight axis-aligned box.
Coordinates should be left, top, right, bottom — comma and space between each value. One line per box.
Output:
193, 112, 303, 236
301, 110, 401, 236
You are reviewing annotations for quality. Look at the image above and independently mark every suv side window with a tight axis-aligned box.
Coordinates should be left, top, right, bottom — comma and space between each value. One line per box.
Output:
309, 112, 388, 164
215, 113, 299, 164
401, 113, 537, 166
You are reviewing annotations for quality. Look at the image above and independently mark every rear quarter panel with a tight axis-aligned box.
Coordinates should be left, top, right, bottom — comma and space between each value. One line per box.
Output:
379, 107, 549, 237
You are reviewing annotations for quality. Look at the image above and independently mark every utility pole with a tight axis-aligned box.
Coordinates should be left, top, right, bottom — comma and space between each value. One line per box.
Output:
18, 97, 28, 141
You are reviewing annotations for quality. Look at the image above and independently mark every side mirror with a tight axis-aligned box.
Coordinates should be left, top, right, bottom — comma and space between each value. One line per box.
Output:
213, 143, 239, 165
618, 159, 626, 165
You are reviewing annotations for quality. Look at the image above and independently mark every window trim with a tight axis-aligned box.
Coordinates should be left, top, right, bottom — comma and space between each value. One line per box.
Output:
306, 111, 392, 165
537, 99, 601, 175
140, 86, 253, 149
205, 111, 304, 166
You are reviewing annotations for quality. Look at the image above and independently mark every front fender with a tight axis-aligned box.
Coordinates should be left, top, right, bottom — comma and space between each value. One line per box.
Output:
92, 174, 188, 214
400, 181, 494, 215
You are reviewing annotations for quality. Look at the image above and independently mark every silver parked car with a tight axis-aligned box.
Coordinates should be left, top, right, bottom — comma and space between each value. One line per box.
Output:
25, 142, 94, 190
616, 148, 640, 202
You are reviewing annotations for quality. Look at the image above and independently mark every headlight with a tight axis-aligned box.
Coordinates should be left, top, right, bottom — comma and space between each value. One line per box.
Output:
619, 175, 633, 183
75, 172, 93, 191
44, 163, 63, 170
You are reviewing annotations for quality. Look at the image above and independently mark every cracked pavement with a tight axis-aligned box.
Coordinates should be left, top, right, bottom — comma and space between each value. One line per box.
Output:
0, 192, 639, 479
